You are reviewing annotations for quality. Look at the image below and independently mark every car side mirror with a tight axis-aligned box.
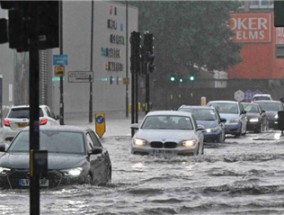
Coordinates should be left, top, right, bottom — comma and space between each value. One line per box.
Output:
0, 144, 6, 152
197, 125, 205, 131
130, 123, 139, 130
90, 147, 103, 155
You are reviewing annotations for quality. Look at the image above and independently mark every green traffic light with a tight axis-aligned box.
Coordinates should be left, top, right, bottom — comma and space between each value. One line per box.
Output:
189, 76, 195, 81
179, 78, 183, 83
170, 76, 176, 82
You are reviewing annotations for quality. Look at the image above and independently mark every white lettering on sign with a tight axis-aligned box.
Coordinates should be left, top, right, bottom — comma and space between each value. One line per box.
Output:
230, 13, 271, 43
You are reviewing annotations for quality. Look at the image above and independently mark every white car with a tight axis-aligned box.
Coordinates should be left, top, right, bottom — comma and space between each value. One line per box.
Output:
2, 105, 59, 141
252, 94, 272, 102
131, 110, 204, 156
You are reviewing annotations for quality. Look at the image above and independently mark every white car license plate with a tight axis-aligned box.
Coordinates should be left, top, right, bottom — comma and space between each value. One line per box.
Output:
18, 178, 49, 187
151, 149, 175, 155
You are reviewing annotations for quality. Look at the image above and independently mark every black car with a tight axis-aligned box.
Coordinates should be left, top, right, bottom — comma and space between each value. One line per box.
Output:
0, 126, 112, 189
242, 102, 268, 133
254, 100, 284, 130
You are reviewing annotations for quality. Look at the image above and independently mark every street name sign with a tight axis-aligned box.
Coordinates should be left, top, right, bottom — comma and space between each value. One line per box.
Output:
68, 71, 93, 83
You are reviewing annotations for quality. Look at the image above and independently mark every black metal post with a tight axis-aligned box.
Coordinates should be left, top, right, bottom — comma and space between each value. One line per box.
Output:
145, 70, 150, 114
29, 3, 40, 214
89, 0, 94, 123
125, 1, 129, 118
89, 75, 93, 123
59, 0, 64, 125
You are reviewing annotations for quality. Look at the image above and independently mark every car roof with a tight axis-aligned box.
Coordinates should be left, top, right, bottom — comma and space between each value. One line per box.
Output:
179, 105, 215, 110
253, 94, 271, 97
21, 125, 87, 132
10, 104, 48, 109
254, 100, 281, 103
207, 100, 239, 104
146, 110, 193, 117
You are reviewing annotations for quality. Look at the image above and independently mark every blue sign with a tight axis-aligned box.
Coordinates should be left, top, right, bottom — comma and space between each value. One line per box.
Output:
96, 115, 105, 124
53, 55, 68, 65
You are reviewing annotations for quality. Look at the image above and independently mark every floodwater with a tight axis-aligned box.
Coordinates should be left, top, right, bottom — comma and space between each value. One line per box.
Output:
1, 131, 284, 215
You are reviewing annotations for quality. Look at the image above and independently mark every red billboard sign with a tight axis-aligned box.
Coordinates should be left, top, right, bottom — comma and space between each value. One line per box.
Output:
230, 13, 271, 43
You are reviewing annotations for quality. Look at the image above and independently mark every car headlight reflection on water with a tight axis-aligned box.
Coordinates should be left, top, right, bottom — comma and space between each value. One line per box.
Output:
132, 138, 147, 146
61, 167, 83, 177
249, 118, 259, 123
181, 140, 197, 148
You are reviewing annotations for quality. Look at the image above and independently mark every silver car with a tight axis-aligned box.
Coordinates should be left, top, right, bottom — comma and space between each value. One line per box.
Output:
207, 100, 247, 137
131, 110, 204, 156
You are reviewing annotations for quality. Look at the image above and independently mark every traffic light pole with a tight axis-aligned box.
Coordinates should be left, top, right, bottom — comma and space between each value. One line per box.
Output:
29, 4, 40, 215
145, 70, 150, 114
59, 0, 64, 125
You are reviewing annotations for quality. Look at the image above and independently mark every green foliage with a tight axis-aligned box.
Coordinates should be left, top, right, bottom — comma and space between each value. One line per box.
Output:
129, 1, 242, 78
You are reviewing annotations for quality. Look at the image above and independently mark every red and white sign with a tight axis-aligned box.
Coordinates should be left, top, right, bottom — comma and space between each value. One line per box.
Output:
230, 13, 271, 43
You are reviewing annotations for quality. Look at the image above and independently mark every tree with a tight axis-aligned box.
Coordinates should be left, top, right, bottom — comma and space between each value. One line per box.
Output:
129, 1, 242, 80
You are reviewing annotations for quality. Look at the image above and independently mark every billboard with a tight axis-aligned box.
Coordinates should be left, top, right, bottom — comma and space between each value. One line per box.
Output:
230, 13, 272, 43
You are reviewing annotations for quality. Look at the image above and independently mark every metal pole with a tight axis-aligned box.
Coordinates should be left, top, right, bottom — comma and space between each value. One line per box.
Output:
145, 70, 150, 114
29, 3, 40, 214
125, 1, 129, 118
59, 0, 64, 125
89, 0, 94, 123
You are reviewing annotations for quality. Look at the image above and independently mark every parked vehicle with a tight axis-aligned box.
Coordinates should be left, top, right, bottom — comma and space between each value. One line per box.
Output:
0, 126, 112, 188
254, 100, 284, 129
177, 105, 226, 145
131, 110, 204, 156
2, 105, 59, 141
242, 102, 268, 133
207, 100, 247, 137
252, 94, 272, 102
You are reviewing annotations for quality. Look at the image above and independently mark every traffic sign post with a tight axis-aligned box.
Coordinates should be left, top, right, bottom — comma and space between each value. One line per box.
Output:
95, 113, 106, 138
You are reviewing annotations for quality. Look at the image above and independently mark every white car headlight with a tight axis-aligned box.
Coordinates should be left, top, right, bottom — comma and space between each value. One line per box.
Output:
181, 140, 197, 148
249, 118, 259, 123
0, 167, 11, 176
132, 138, 147, 146
275, 114, 279, 119
61, 167, 83, 177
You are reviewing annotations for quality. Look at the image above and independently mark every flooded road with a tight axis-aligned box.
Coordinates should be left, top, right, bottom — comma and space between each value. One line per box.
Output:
1, 131, 284, 215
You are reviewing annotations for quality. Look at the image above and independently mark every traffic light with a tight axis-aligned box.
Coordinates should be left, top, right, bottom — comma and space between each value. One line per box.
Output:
0, 18, 8, 44
143, 32, 155, 73
274, 0, 284, 27
130, 31, 141, 73
0, 1, 59, 52
189, 71, 197, 82
170, 74, 176, 82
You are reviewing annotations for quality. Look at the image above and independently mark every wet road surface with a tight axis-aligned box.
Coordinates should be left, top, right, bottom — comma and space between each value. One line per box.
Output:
1, 130, 284, 215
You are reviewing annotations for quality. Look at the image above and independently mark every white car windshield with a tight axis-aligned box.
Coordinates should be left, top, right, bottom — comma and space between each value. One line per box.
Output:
141, 115, 193, 130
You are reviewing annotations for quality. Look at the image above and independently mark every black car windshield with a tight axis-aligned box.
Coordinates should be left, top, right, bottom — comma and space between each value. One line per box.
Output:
243, 104, 259, 113
8, 108, 44, 118
8, 130, 85, 154
257, 102, 283, 111
141, 115, 193, 130
179, 108, 217, 121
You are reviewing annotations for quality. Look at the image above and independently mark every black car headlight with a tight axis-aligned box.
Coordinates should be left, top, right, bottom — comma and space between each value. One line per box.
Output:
249, 118, 259, 123
0, 167, 11, 176
205, 126, 220, 133
181, 140, 197, 148
132, 138, 148, 146
61, 167, 83, 177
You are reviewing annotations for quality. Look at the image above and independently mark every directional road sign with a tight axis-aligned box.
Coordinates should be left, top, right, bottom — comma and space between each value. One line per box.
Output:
95, 113, 106, 138
53, 54, 68, 65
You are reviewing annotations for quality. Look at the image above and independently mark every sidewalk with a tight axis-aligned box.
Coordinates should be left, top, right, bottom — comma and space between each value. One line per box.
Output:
64, 111, 145, 138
